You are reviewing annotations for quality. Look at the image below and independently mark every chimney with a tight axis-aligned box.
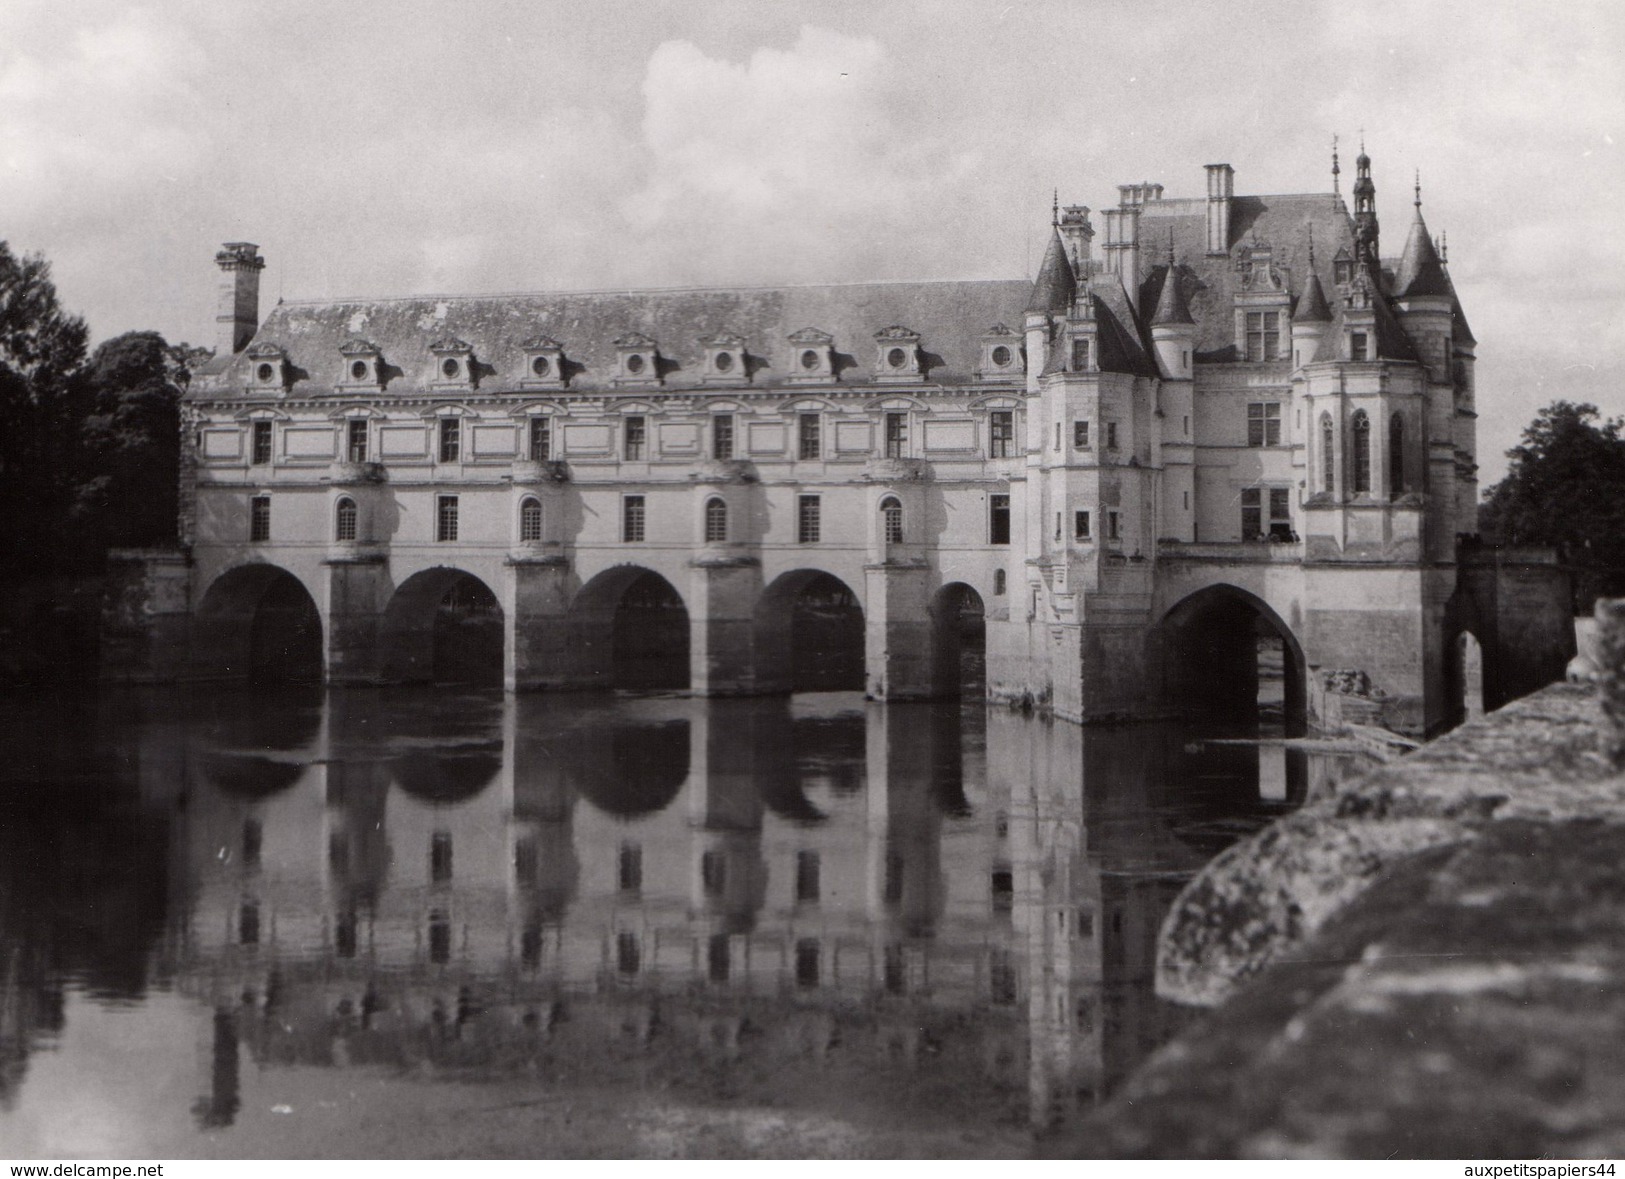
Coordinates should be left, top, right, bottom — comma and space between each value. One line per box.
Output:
215, 242, 265, 355
1205, 164, 1234, 255
1058, 205, 1094, 274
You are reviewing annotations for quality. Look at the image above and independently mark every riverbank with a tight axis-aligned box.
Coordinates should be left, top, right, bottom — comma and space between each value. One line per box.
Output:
1040, 680, 1625, 1158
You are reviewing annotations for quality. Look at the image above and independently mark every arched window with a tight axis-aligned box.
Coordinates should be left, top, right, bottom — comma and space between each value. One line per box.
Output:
1389, 413, 1405, 495
334, 496, 358, 542
1320, 413, 1335, 493
704, 496, 728, 543
1351, 410, 1371, 494
519, 496, 543, 543
880, 496, 904, 544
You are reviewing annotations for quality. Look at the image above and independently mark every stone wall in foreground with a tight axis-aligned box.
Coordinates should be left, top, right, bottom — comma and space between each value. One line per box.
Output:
1039, 674, 1625, 1158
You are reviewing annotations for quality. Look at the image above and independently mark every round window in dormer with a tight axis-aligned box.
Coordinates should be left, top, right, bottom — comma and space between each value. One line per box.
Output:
714, 351, 733, 373
626, 354, 645, 375
888, 347, 907, 369
442, 358, 460, 379
991, 345, 1012, 367
800, 349, 820, 371
531, 355, 551, 377
256, 363, 275, 383
350, 360, 368, 381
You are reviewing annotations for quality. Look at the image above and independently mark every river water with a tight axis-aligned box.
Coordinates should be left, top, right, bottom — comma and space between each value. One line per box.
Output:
0, 686, 1363, 1158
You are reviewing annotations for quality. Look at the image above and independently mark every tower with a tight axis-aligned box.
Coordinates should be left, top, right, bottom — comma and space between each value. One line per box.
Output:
214, 242, 265, 356
1351, 143, 1380, 270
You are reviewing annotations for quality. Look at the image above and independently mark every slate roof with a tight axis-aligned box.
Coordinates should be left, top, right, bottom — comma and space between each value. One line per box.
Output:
1395, 207, 1452, 298
195, 279, 1034, 397
1025, 228, 1077, 315
1039, 280, 1158, 379
1131, 193, 1357, 356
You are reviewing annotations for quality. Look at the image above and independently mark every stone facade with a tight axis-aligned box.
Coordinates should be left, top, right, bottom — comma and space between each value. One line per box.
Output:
159, 151, 1541, 734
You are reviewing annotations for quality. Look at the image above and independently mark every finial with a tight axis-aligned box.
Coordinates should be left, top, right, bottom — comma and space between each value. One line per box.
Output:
1167, 227, 1176, 265
1359, 128, 1366, 153
1332, 133, 1341, 203
1414, 169, 1422, 208
1308, 225, 1316, 267
1052, 189, 1059, 228
1440, 231, 1448, 264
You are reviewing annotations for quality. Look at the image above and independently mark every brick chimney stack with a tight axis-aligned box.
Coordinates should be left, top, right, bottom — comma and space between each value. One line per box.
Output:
215, 243, 265, 355
1205, 164, 1234, 255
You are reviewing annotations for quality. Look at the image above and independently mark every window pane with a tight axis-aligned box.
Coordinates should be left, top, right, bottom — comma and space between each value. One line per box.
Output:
250, 496, 270, 542
1074, 510, 1090, 540
798, 495, 820, 543
1073, 420, 1089, 449
347, 419, 368, 462
437, 496, 458, 542
529, 417, 550, 460
799, 414, 821, 459
624, 416, 646, 460
795, 851, 820, 903
989, 494, 1010, 545
335, 498, 357, 541
704, 498, 727, 543
520, 499, 542, 542
439, 418, 460, 463
713, 416, 734, 460
623, 496, 645, 543
884, 413, 907, 458
990, 410, 1014, 457
252, 421, 272, 465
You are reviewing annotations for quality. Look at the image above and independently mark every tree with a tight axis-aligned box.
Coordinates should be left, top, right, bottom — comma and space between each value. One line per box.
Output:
73, 331, 196, 552
1479, 401, 1625, 611
0, 241, 89, 574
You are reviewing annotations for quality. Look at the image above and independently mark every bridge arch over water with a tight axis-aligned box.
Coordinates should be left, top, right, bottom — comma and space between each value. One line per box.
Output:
1154, 584, 1308, 736
753, 569, 866, 693
569, 565, 690, 690
378, 567, 505, 686
194, 563, 323, 683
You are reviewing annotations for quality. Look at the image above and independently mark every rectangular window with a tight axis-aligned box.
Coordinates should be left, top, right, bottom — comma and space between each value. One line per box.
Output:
795, 851, 821, 903
798, 413, 822, 460
884, 942, 905, 994
430, 832, 453, 883
884, 412, 908, 458
428, 912, 451, 964
1055, 422, 1062, 451
1106, 421, 1119, 449
701, 849, 726, 897
514, 836, 538, 887
617, 931, 641, 976
1054, 512, 1062, 542
1242, 487, 1262, 539
1350, 331, 1369, 361
991, 869, 1014, 913
618, 842, 642, 893
623, 495, 645, 543
624, 415, 646, 460
1246, 311, 1281, 362
713, 415, 734, 460
335, 911, 358, 959
989, 410, 1014, 458
1074, 510, 1091, 541
1072, 338, 1090, 370
251, 420, 273, 465
1107, 510, 1120, 541
529, 417, 551, 461
795, 939, 820, 988
249, 495, 270, 542
239, 902, 260, 946
989, 494, 1011, 545
436, 495, 458, 542
1269, 487, 1293, 540
797, 495, 820, 544
1247, 402, 1282, 447
707, 934, 730, 983
1073, 420, 1090, 449
439, 417, 461, 463
346, 419, 368, 463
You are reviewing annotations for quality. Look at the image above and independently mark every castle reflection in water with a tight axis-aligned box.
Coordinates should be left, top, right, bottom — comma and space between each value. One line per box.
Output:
1, 689, 1350, 1137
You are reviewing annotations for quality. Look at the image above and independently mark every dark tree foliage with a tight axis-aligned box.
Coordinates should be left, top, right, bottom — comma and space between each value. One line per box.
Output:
1, 240, 209, 576
1479, 401, 1625, 611
0, 241, 90, 574
75, 331, 202, 553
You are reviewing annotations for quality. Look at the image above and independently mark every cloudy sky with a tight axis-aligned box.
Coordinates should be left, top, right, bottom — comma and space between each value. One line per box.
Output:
3, 0, 1620, 484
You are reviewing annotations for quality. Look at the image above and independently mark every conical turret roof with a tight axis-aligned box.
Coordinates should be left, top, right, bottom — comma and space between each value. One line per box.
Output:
1396, 207, 1451, 297
1150, 262, 1194, 326
1296, 269, 1332, 323
1026, 227, 1077, 314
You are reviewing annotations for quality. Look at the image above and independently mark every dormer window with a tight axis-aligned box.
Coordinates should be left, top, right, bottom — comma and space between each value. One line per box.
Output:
430, 337, 475, 389
874, 325, 922, 382
519, 335, 567, 389
976, 325, 1023, 380
1350, 331, 1370, 361
787, 327, 835, 384
246, 342, 287, 390
1333, 246, 1354, 285
1245, 311, 1281, 361
700, 331, 749, 385
338, 339, 383, 389
613, 332, 661, 386
1071, 337, 1092, 371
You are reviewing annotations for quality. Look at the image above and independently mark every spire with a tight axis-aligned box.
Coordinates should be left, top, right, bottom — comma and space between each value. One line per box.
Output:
1332, 133, 1341, 205
1352, 137, 1380, 270
1297, 228, 1332, 323
1052, 189, 1059, 227
1150, 235, 1193, 327
1026, 225, 1077, 314
1414, 169, 1422, 208
1395, 184, 1451, 297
